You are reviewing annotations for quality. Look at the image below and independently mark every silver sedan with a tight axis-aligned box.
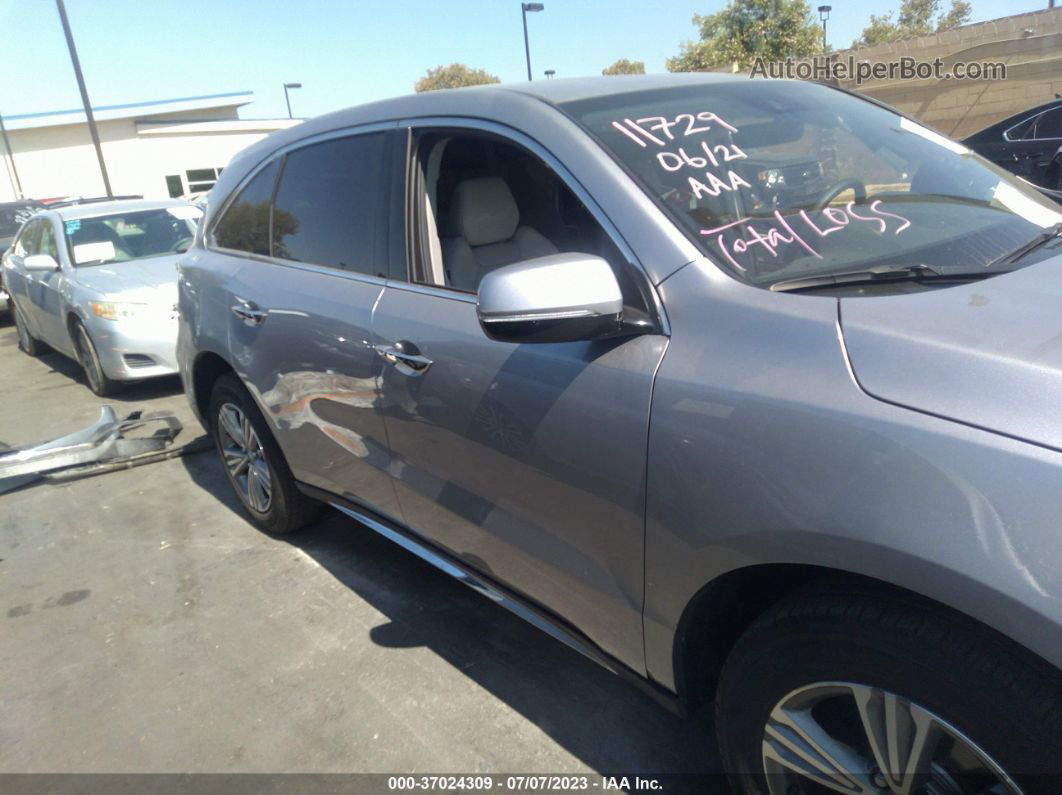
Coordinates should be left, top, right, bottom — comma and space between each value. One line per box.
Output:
2, 198, 201, 395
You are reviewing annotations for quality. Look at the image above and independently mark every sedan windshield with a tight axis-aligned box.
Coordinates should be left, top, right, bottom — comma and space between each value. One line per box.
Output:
64, 207, 201, 266
562, 80, 1062, 287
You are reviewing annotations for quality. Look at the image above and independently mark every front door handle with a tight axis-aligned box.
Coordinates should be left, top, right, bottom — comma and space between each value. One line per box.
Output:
375, 342, 433, 376
231, 301, 267, 326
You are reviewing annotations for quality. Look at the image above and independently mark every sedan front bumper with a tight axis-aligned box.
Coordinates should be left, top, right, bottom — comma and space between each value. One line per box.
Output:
85, 310, 180, 382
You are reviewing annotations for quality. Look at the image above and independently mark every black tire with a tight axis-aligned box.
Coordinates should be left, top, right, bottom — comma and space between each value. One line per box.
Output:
715, 582, 1062, 795
12, 300, 43, 356
72, 320, 122, 397
208, 373, 321, 535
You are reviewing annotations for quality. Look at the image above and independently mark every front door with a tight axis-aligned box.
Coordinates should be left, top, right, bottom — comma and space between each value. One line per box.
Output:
372, 125, 668, 670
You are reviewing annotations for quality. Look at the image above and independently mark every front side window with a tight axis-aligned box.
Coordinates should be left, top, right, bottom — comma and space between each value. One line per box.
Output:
271, 133, 387, 275
64, 208, 201, 266
409, 130, 629, 294
563, 81, 1062, 288
213, 159, 279, 256
14, 219, 42, 258
38, 221, 59, 261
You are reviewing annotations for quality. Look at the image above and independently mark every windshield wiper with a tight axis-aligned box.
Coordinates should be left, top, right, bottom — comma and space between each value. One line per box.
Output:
769, 264, 1001, 293
984, 222, 1062, 269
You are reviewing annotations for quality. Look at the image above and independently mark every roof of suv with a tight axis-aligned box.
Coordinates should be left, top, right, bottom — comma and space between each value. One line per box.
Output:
211, 73, 756, 208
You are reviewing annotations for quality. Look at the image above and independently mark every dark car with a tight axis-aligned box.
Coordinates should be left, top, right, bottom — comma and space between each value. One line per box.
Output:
0, 199, 44, 311
963, 97, 1062, 190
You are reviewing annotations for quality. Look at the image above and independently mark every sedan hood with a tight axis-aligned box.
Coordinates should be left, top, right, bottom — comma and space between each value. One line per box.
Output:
840, 254, 1062, 451
74, 254, 181, 304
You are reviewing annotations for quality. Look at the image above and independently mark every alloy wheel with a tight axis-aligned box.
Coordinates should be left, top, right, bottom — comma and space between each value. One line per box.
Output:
76, 326, 101, 393
14, 306, 31, 350
762, 682, 1021, 795
217, 402, 273, 513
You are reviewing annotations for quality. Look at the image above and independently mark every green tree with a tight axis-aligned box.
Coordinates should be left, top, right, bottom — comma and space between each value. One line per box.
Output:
854, 0, 972, 47
602, 58, 646, 75
666, 0, 823, 72
414, 63, 501, 93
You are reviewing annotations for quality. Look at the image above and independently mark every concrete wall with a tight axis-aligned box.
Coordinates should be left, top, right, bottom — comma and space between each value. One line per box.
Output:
834, 7, 1062, 139
0, 106, 294, 203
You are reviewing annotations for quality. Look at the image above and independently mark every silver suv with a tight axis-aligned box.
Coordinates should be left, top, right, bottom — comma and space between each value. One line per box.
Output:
178, 74, 1062, 793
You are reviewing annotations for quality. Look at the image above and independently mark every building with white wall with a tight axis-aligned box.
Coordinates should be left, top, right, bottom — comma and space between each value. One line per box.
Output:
0, 91, 298, 203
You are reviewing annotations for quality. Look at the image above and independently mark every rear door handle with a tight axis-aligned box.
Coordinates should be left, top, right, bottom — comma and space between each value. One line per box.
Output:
231, 301, 267, 326
375, 342, 433, 376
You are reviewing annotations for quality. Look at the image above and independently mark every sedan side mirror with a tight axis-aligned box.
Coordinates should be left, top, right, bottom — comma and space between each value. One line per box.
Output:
477, 252, 624, 343
23, 254, 59, 271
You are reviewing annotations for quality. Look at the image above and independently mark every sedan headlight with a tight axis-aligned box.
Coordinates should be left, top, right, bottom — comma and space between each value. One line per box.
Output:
89, 301, 150, 321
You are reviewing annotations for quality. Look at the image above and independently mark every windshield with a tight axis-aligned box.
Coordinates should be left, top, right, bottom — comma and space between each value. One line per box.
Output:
63, 206, 201, 266
562, 81, 1062, 287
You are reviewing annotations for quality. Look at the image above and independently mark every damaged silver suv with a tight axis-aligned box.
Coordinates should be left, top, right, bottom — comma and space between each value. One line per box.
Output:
178, 74, 1062, 793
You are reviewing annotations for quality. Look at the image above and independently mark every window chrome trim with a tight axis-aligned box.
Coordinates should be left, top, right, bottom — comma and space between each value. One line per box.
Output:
385, 279, 477, 304
397, 116, 670, 336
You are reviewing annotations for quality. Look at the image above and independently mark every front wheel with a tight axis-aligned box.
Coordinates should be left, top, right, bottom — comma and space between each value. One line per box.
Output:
12, 300, 43, 356
208, 373, 321, 535
715, 583, 1062, 795
73, 320, 122, 396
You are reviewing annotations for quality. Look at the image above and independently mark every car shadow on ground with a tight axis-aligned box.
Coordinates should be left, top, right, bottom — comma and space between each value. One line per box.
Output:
180, 450, 726, 789
27, 344, 185, 402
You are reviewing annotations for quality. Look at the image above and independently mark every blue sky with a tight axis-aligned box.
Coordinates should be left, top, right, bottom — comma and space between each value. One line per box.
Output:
0, 0, 1048, 121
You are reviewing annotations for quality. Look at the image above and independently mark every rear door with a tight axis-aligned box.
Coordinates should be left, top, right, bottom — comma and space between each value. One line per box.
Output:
4, 219, 40, 322
207, 125, 403, 521
27, 217, 69, 348
370, 122, 669, 670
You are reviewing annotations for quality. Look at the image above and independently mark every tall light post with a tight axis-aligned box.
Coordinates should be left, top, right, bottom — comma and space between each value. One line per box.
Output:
521, 3, 544, 81
817, 5, 832, 51
283, 83, 302, 119
0, 111, 23, 199
55, 0, 112, 198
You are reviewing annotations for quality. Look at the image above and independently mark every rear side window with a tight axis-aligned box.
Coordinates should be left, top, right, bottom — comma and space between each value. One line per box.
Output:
214, 159, 279, 256
38, 221, 59, 260
271, 132, 386, 275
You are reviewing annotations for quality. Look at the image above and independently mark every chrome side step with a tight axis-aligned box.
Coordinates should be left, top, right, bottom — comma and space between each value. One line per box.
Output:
296, 482, 681, 716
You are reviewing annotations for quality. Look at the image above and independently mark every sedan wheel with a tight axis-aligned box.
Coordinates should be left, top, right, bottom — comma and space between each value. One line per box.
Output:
73, 321, 121, 396
12, 302, 42, 356
762, 682, 1020, 795
217, 402, 273, 514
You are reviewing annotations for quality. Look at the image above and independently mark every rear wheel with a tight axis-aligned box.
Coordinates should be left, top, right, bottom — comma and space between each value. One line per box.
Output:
12, 300, 43, 356
715, 583, 1062, 795
73, 320, 122, 396
208, 373, 321, 535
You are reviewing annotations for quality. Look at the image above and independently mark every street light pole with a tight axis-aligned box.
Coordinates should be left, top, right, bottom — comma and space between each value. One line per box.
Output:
521, 3, 544, 81
55, 0, 112, 198
283, 82, 302, 119
817, 5, 832, 51
0, 111, 23, 199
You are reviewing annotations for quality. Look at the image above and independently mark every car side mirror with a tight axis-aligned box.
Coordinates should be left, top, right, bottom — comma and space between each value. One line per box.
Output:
23, 253, 59, 271
476, 252, 624, 343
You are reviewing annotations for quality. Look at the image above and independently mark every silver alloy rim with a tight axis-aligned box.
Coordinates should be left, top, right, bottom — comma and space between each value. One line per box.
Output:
15, 308, 30, 349
762, 682, 1022, 795
77, 327, 100, 392
217, 402, 273, 513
